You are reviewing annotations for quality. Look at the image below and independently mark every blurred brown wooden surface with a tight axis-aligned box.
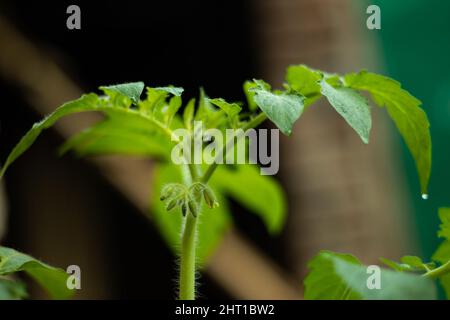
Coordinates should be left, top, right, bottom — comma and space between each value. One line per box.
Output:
254, 0, 413, 281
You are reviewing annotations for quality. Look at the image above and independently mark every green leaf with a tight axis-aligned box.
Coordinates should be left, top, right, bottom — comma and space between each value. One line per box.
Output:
100, 82, 145, 104
439, 274, 450, 299
208, 98, 242, 117
334, 260, 436, 300
243, 81, 258, 111
183, 98, 196, 130
432, 240, 450, 299
344, 71, 431, 195
401, 256, 426, 269
165, 95, 183, 126
153, 86, 184, 97
432, 209, 450, 299
211, 165, 287, 234
59, 109, 173, 159
305, 250, 437, 300
195, 88, 216, 123
320, 79, 372, 144
250, 80, 305, 135
437, 207, 450, 239
0, 279, 28, 300
0, 93, 99, 178
433, 241, 450, 263
380, 257, 415, 272
150, 163, 231, 264
0, 246, 73, 299
1, 93, 176, 178
139, 87, 167, 113
382, 255, 435, 272
285, 64, 322, 106
193, 89, 229, 130
138, 86, 183, 118
304, 251, 362, 300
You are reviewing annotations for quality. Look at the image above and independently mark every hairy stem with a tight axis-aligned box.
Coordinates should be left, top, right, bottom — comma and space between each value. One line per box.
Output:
179, 113, 267, 298
179, 213, 197, 300
178, 163, 199, 300
188, 163, 199, 181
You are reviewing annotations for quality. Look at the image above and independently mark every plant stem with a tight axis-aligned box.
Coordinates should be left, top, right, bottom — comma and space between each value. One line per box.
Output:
243, 112, 268, 131
423, 260, 450, 279
188, 163, 199, 181
179, 164, 198, 300
180, 113, 268, 298
179, 213, 197, 300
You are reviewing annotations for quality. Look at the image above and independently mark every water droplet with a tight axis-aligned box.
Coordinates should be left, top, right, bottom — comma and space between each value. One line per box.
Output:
422, 194, 429, 200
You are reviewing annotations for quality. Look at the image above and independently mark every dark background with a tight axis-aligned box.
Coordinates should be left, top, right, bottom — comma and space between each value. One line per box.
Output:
0, 0, 262, 299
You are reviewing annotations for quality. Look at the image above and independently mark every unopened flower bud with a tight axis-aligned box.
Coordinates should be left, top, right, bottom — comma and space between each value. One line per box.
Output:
160, 185, 175, 201
181, 202, 188, 217
166, 199, 177, 211
188, 200, 198, 218
203, 187, 219, 208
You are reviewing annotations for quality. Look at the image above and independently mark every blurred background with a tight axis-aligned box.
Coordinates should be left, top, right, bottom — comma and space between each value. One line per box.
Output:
0, 0, 449, 299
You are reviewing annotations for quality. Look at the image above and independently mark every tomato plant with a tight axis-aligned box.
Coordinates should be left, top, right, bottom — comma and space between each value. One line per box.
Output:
304, 207, 450, 300
1, 64, 442, 300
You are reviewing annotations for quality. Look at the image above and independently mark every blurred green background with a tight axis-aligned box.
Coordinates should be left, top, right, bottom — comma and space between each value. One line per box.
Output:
363, 0, 450, 259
